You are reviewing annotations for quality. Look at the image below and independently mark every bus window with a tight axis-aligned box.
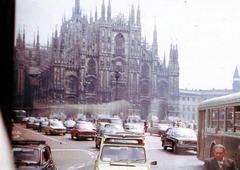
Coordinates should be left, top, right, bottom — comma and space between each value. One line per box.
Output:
211, 109, 218, 129
234, 111, 240, 132
207, 109, 211, 128
218, 108, 224, 131
226, 107, 233, 132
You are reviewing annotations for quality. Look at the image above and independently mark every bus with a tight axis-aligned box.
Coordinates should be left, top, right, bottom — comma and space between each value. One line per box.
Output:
12, 110, 27, 123
197, 92, 240, 169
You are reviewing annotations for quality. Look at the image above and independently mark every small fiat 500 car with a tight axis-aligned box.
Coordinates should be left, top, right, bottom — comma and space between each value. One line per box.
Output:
147, 123, 170, 136
63, 119, 76, 133
45, 121, 66, 135
94, 134, 157, 170
161, 127, 197, 154
124, 123, 145, 135
95, 128, 117, 148
71, 121, 96, 140
12, 140, 57, 170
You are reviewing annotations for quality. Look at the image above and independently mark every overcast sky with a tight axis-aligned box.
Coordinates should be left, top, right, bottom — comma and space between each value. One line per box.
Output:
15, 0, 240, 90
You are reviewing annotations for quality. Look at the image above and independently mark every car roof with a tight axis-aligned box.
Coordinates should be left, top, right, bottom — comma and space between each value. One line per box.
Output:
102, 134, 145, 146
12, 140, 47, 149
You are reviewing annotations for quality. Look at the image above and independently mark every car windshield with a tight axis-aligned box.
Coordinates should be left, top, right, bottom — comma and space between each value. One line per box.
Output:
157, 124, 169, 130
100, 146, 146, 163
13, 147, 39, 164
128, 124, 141, 130
64, 120, 75, 126
41, 121, 48, 125
51, 121, 64, 127
110, 119, 122, 124
108, 124, 124, 131
172, 128, 196, 138
77, 123, 94, 130
100, 128, 116, 135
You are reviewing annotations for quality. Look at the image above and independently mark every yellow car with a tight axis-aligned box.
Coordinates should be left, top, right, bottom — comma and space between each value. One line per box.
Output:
94, 134, 157, 170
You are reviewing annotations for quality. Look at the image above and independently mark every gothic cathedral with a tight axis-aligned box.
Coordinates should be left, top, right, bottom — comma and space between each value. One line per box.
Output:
14, 0, 179, 120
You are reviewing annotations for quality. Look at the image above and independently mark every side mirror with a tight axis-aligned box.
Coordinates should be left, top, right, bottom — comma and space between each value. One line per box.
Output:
150, 161, 157, 165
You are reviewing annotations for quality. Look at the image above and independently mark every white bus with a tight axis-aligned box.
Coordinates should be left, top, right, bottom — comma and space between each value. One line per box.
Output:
197, 92, 240, 169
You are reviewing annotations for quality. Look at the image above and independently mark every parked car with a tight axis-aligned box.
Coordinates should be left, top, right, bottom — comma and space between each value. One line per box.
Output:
63, 119, 76, 132
148, 123, 170, 136
45, 121, 66, 135
32, 118, 48, 130
95, 122, 110, 132
161, 127, 197, 154
97, 116, 123, 126
38, 121, 49, 132
71, 122, 96, 140
12, 140, 57, 170
21, 117, 29, 124
105, 123, 125, 132
95, 128, 116, 148
124, 123, 144, 135
93, 134, 157, 170
26, 117, 36, 128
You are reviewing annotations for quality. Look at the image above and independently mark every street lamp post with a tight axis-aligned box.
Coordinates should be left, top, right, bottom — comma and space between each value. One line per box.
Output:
115, 71, 120, 100
114, 71, 120, 116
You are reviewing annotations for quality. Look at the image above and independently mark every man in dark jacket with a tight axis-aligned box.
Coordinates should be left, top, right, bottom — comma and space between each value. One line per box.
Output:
203, 144, 238, 170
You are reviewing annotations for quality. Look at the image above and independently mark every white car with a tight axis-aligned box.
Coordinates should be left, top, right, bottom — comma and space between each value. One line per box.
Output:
94, 134, 157, 170
124, 123, 145, 135
45, 121, 66, 135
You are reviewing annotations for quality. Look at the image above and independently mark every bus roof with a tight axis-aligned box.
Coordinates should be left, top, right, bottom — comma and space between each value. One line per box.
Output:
198, 92, 240, 109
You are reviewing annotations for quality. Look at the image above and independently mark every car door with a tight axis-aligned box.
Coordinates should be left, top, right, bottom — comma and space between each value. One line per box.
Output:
45, 122, 51, 133
71, 124, 77, 136
165, 129, 173, 147
42, 146, 56, 170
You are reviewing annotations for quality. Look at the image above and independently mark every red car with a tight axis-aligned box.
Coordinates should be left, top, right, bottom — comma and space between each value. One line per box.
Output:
71, 122, 96, 140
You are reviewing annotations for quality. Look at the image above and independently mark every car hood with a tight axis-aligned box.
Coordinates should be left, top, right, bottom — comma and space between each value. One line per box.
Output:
15, 164, 42, 170
173, 137, 197, 141
96, 164, 150, 170
76, 129, 95, 132
127, 129, 143, 133
50, 126, 66, 129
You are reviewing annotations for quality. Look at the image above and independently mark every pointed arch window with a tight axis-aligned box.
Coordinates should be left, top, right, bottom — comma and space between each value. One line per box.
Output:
159, 85, 165, 97
141, 84, 149, 95
115, 34, 125, 55
65, 75, 78, 92
141, 64, 149, 77
87, 59, 96, 75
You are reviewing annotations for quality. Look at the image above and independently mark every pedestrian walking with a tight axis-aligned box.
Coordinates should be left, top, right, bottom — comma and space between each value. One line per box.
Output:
203, 144, 238, 170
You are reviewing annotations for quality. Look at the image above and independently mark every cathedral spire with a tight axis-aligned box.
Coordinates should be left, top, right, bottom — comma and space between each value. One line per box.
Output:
75, 0, 80, 14
152, 18, 158, 57
131, 3, 135, 25
23, 26, 25, 47
136, 3, 141, 25
233, 65, 240, 91
107, 0, 111, 22
101, 0, 105, 21
90, 10, 93, 23
36, 27, 40, 50
153, 18, 157, 43
95, 6, 98, 22
234, 65, 240, 78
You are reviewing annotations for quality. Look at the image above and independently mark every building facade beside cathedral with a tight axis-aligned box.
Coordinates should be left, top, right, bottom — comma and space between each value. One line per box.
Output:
14, 0, 180, 120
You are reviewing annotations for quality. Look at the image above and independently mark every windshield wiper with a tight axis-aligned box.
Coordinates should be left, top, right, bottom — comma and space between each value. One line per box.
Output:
15, 159, 37, 164
128, 158, 145, 163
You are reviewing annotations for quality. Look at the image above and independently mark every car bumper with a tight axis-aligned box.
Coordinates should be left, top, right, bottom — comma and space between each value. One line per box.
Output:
176, 143, 197, 151
77, 134, 95, 138
52, 129, 66, 134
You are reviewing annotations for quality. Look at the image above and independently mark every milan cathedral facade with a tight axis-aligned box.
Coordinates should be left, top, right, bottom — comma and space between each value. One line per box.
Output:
14, 0, 179, 120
